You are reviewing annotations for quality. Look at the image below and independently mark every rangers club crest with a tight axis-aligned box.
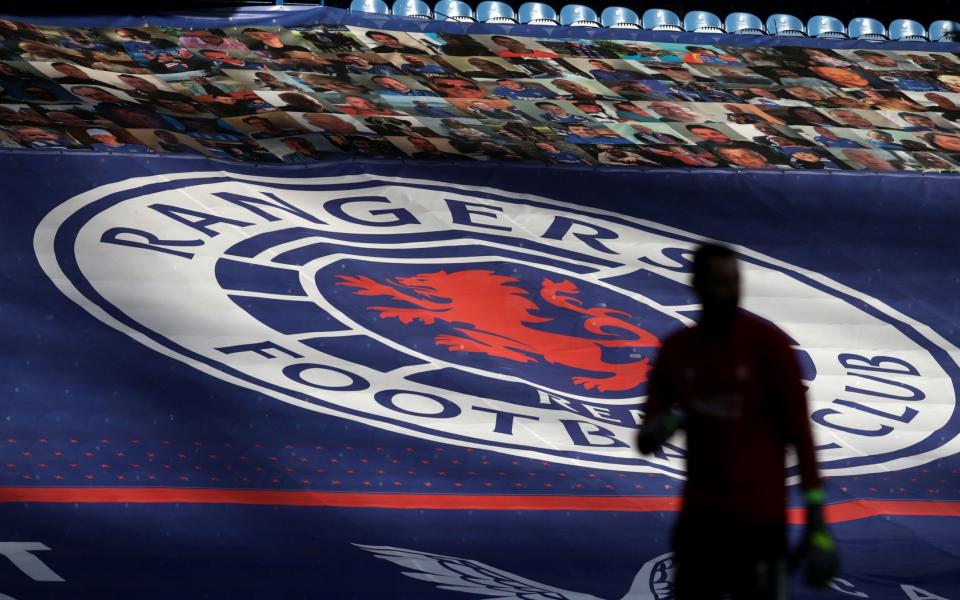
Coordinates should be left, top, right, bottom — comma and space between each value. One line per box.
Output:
34, 171, 960, 476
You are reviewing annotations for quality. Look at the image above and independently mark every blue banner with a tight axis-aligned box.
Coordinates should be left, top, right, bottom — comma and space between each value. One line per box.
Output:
1, 7, 960, 600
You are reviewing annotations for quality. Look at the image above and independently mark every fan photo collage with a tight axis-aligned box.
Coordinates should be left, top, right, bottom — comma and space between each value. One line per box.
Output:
2, 18, 960, 170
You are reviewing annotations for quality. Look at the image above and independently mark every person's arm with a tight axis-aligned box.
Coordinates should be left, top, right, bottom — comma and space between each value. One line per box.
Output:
770, 327, 838, 586
637, 340, 684, 454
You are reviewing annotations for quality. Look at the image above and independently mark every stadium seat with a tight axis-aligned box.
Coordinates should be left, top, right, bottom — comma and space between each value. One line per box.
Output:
392, 0, 432, 19
848, 17, 888, 41
433, 0, 475, 21
683, 11, 724, 33
476, 0, 517, 22
725, 12, 765, 35
600, 6, 641, 28
929, 20, 959, 42
890, 19, 929, 41
560, 4, 601, 27
765, 14, 805, 36
518, 2, 559, 25
807, 15, 847, 39
350, 0, 390, 15
642, 8, 683, 32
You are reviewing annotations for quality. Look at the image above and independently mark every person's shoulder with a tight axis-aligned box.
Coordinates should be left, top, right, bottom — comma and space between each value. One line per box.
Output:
658, 323, 696, 353
738, 311, 791, 346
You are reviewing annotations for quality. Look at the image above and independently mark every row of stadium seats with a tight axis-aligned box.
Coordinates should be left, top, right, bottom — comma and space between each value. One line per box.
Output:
351, 0, 959, 43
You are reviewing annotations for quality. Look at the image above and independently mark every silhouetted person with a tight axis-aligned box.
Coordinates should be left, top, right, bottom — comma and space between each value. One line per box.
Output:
638, 243, 838, 599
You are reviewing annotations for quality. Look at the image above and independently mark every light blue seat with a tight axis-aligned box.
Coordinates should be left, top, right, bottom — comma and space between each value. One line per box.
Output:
890, 19, 928, 41
642, 8, 682, 32
433, 0, 475, 21
807, 15, 847, 39
765, 14, 805, 36
600, 6, 641, 28
476, 0, 517, 22
518, 2, 559, 25
725, 12, 764, 35
930, 20, 959, 42
350, 0, 390, 15
683, 10, 724, 33
392, 0, 431, 18
849, 17, 887, 41
560, 4, 600, 27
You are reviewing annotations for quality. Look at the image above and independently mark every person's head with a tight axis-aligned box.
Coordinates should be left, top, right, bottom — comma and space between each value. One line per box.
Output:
366, 31, 402, 48
115, 27, 150, 41
867, 130, 894, 142
71, 85, 122, 104
854, 50, 898, 68
44, 110, 85, 125
566, 123, 594, 137
431, 76, 484, 98
534, 141, 559, 153
282, 136, 316, 155
242, 116, 276, 132
338, 53, 369, 67
691, 243, 740, 322
13, 126, 59, 144
407, 135, 437, 151
913, 152, 954, 170
813, 125, 838, 139
241, 28, 277, 42
304, 113, 358, 134
938, 75, 960, 93
51, 61, 88, 79
373, 75, 411, 93
156, 98, 201, 114
490, 35, 527, 53
717, 146, 770, 169
747, 87, 777, 100
551, 79, 592, 97
810, 66, 869, 88
789, 107, 833, 126
900, 112, 936, 129
200, 49, 229, 61
467, 57, 507, 75
783, 86, 822, 102
924, 92, 957, 110
536, 101, 566, 116
278, 92, 325, 109
344, 95, 376, 110
831, 109, 873, 129
86, 127, 120, 145
573, 101, 603, 114
686, 46, 717, 56
401, 54, 426, 66
925, 132, 960, 152
588, 59, 614, 72
843, 148, 897, 171
753, 121, 779, 136
792, 150, 822, 163
255, 72, 279, 82
153, 129, 179, 144
649, 101, 696, 122
649, 64, 694, 82
687, 125, 730, 144
497, 79, 523, 90
118, 74, 158, 92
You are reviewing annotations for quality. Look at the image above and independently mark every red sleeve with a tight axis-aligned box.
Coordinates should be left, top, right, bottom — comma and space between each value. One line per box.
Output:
641, 338, 676, 427
768, 327, 823, 491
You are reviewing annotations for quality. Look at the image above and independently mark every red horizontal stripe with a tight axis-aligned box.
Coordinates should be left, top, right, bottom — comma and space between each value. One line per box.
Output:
0, 488, 957, 523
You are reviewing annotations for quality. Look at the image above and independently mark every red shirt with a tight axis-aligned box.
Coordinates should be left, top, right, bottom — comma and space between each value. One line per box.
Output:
644, 312, 822, 523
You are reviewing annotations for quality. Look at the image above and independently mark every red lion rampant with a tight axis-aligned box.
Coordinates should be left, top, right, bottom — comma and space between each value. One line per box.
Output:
336, 269, 660, 392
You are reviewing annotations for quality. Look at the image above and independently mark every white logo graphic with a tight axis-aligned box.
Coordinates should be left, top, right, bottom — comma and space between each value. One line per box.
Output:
356, 543, 673, 599
35, 171, 960, 475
